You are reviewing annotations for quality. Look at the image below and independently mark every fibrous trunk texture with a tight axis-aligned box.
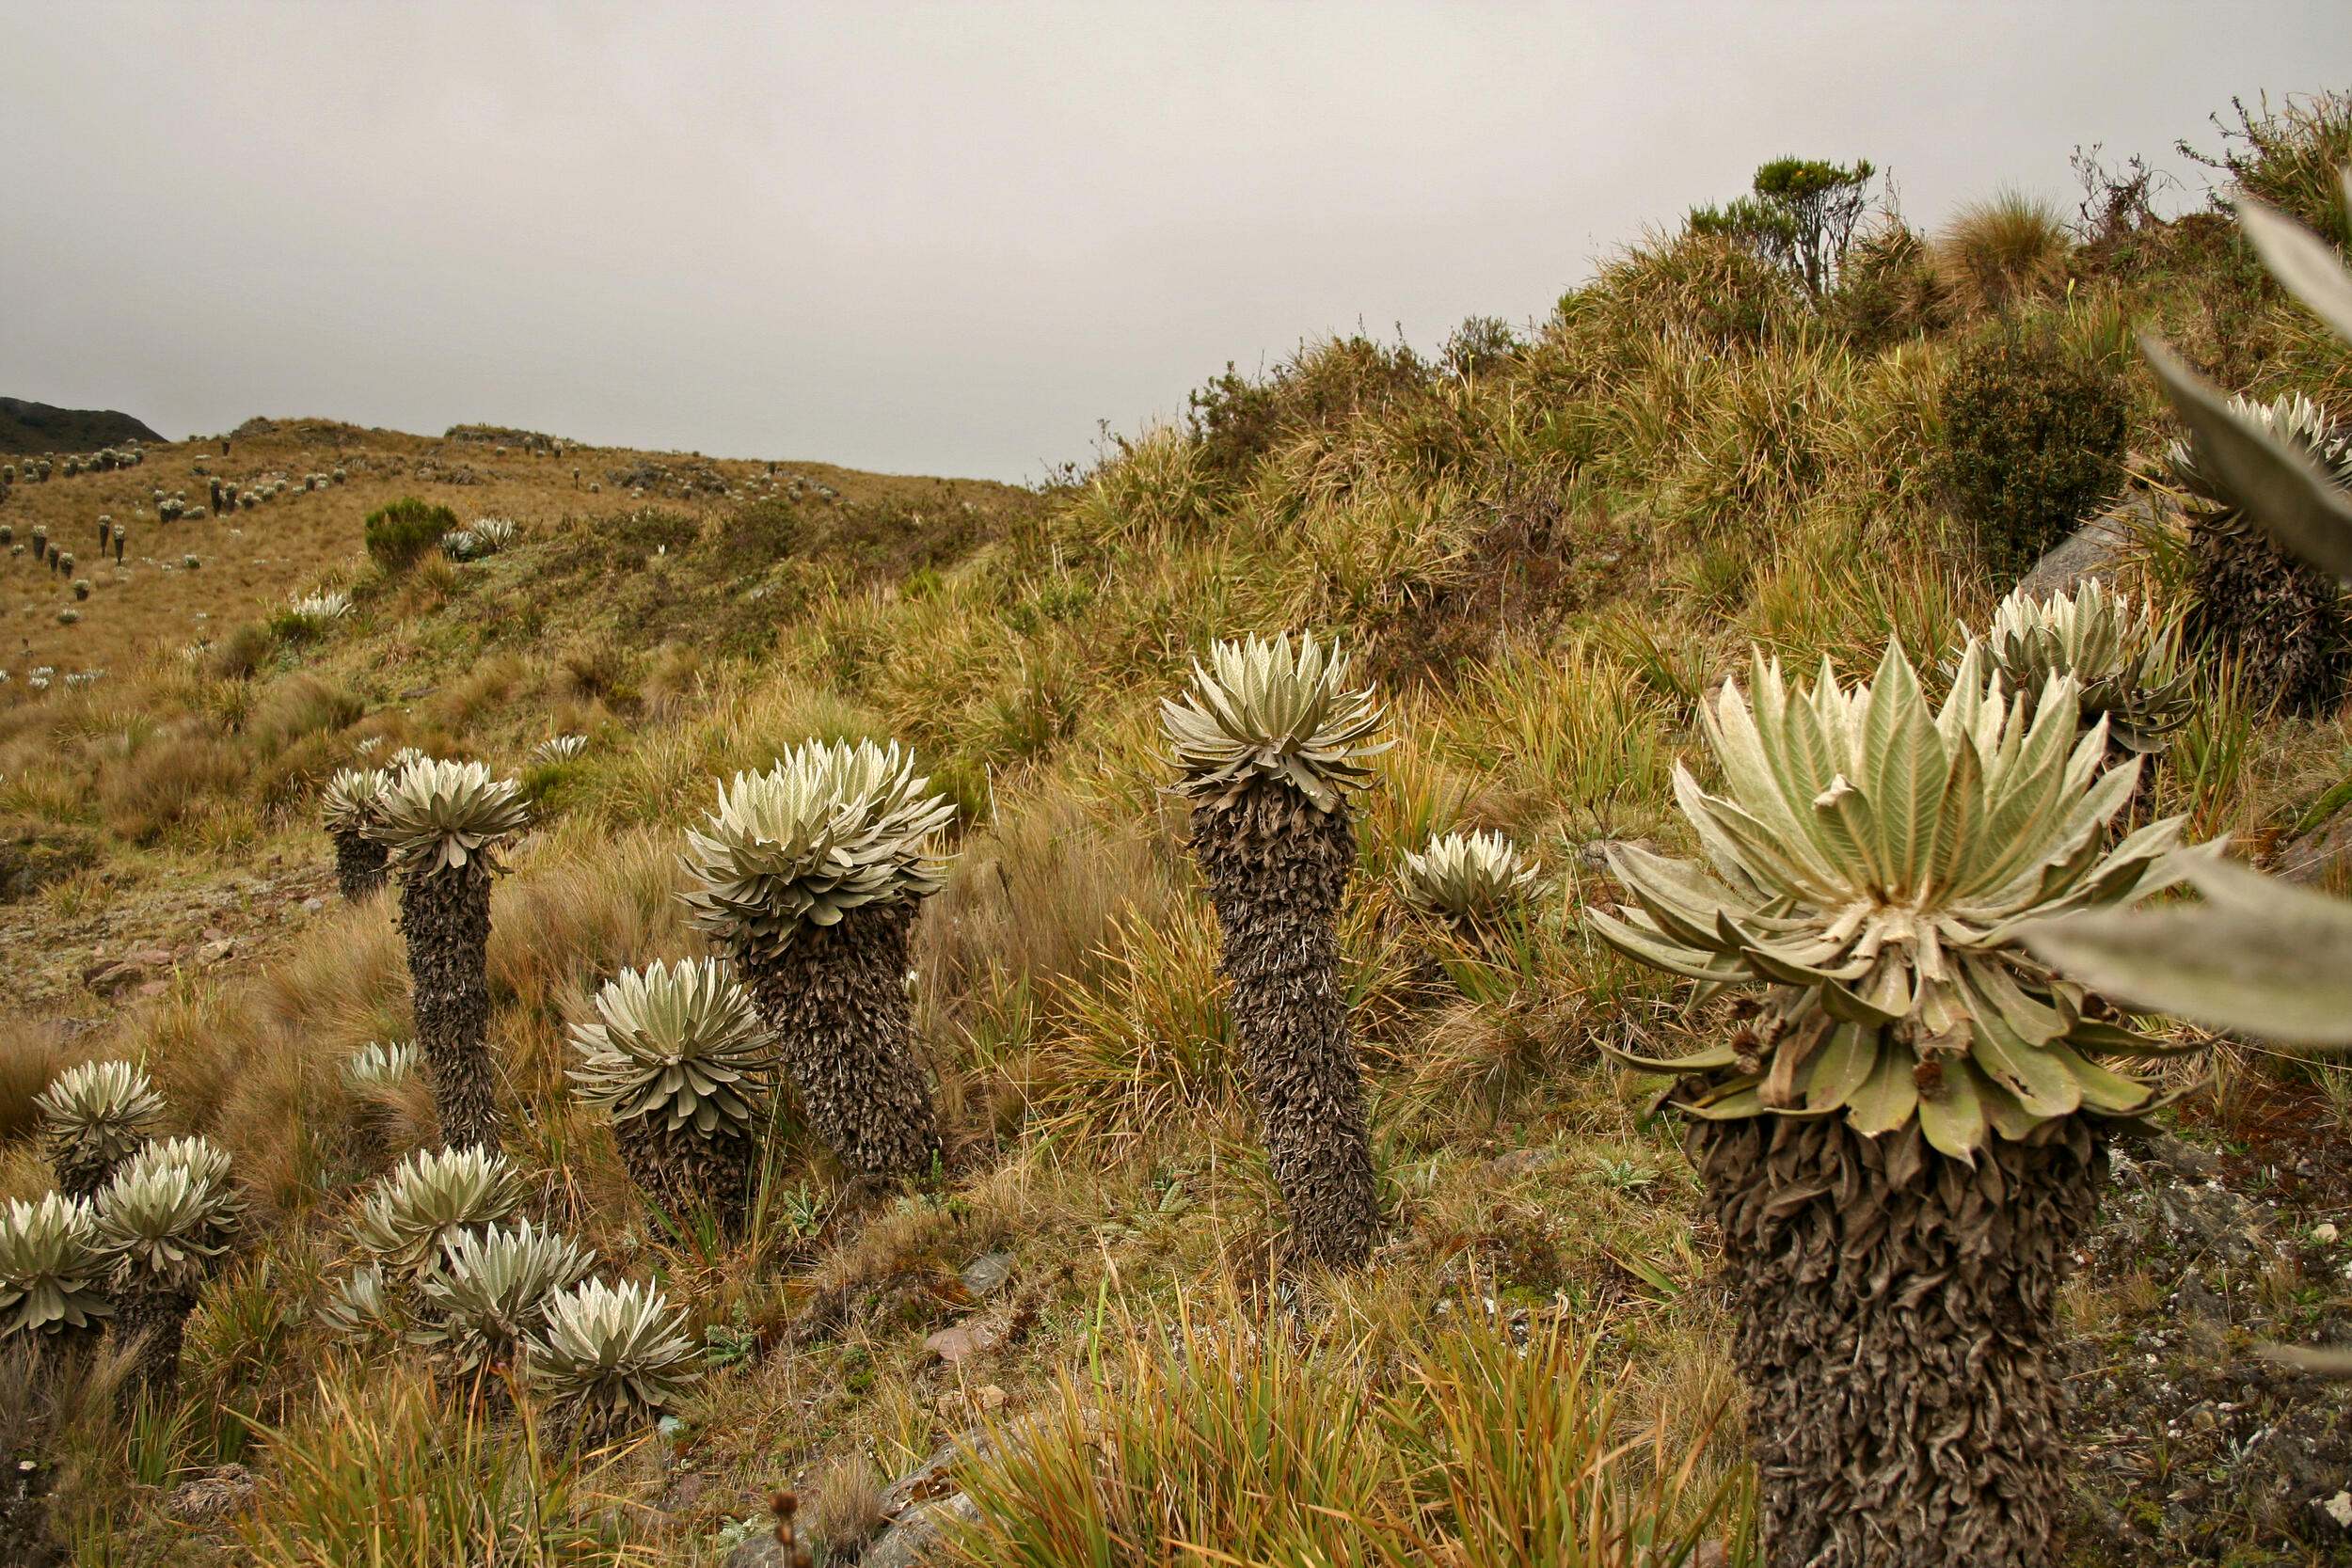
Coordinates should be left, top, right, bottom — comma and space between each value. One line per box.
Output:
399, 863, 501, 1151
0, 1454, 56, 1568
1692, 1113, 2105, 1568
114, 1283, 198, 1401
1188, 782, 1379, 1269
739, 902, 938, 1181
53, 1148, 128, 1204
331, 830, 389, 901
612, 1117, 752, 1235
2186, 514, 2351, 714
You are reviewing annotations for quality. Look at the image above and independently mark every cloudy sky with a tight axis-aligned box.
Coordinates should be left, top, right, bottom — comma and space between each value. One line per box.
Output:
3, 3, 2346, 482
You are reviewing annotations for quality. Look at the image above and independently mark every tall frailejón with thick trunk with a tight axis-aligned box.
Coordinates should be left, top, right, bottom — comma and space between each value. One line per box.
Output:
680, 739, 954, 1182
1163, 632, 1390, 1269
2167, 388, 2352, 714
321, 766, 393, 900
569, 958, 775, 1232
1588, 642, 2207, 1568
366, 759, 531, 1152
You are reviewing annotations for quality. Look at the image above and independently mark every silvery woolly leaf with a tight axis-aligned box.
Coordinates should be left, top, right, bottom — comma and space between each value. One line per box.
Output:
2142, 338, 2352, 583
2023, 856, 2352, 1046
2234, 184, 2352, 345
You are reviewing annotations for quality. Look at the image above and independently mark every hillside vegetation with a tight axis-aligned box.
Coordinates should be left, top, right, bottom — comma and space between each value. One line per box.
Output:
0, 400, 165, 458
3, 94, 2352, 1567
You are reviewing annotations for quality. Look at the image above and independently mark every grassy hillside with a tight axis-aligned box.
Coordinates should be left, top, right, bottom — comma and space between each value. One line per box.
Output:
4, 95, 2352, 1567
0, 399, 165, 457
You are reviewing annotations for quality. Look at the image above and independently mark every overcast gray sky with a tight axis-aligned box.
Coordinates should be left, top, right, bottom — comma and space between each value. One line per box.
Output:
3, 4, 2345, 482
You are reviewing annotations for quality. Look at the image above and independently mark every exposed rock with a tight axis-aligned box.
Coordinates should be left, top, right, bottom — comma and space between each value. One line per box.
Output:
83, 947, 175, 996
862, 1493, 980, 1568
2277, 813, 2352, 888
922, 1318, 1001, 1367
959, 1251, 1013, 1300
2016, 496, 2155, 599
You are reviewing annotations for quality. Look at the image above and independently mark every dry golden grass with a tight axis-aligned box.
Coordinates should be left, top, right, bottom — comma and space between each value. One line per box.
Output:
3, 135, 2350, 1567
1931, 189, 2073, 316
0, 420, 1029, 689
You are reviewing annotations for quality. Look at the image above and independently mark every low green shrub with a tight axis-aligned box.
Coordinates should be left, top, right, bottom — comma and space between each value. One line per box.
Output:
363, 498, 459, 571
1932, 326, 2125, 578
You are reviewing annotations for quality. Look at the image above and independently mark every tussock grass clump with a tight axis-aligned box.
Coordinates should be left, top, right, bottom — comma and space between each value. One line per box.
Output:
1931, 190, 2072, 316
951, 1291, 1749, 1568
235, 1364, 647, 1565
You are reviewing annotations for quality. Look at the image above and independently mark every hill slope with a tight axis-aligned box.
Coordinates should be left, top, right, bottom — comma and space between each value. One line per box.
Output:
0, 396, 164, 454
2, 99, 2352, 1568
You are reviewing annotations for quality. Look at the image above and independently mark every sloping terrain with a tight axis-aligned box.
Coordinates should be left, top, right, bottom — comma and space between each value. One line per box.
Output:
0, 398, 164, 456
2, 95, 2351, 1568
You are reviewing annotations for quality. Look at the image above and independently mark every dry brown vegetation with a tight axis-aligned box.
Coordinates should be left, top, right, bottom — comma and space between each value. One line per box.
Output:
2, 94, 2351, 1568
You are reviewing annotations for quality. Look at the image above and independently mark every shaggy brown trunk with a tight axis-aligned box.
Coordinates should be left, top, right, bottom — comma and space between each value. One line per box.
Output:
331, 829, 389, 901
398, 863, 501, 1151
612, 1117, 752, 1235
1187, 782, 1379, 1269
1692, 1113, 2105, 1568
0, 1454, 56, 1568
53, 1148, 133, 1204
738, 902, 939, 1182
2185, 513, 2352, 714
114, 1283, 198, 1402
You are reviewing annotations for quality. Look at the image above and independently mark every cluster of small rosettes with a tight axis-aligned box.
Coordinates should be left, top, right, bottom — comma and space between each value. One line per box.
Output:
1965, 578, 2194, 754
90, 1135, 246, 1293
328, 1148, 698, 1430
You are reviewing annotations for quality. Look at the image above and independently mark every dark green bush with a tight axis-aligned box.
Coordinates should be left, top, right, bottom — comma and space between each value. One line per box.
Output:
363, 497, 457, 570
1690, 156, 1878, 298
1932, 328, 2126, 578
1439, 315, 1523, 379
1549, 233, 1806, 365
1185, 335, 1429, 484
1827, 222, 1946, 351
712, 497, 803, 564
